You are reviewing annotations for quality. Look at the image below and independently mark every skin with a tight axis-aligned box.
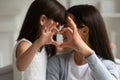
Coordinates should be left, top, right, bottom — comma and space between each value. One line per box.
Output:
16, 15, 59, 71
60, 16, 94, 65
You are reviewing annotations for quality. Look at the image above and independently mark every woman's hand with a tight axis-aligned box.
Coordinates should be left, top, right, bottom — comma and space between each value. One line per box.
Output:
60, 17, 93, 57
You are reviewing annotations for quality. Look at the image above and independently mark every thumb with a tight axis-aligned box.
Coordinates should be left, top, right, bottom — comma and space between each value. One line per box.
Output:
51, 41, 61, 47
60, 42, 71, 49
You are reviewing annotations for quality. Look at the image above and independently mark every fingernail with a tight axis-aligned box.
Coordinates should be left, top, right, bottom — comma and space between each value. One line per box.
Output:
68, 16, 70, 19
56, 22, 59, 25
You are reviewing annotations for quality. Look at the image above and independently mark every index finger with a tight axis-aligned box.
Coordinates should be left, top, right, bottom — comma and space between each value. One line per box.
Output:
67, 16, 77, 32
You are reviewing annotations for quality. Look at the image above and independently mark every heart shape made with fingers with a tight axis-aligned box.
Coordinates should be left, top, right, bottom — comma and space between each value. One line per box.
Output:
51, 27, 73, 48
51, 31, 71, 52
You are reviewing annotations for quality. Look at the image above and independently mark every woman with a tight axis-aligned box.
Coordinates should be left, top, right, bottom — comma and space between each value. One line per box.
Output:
12, 0, 66, 80
47, 5, 120, 80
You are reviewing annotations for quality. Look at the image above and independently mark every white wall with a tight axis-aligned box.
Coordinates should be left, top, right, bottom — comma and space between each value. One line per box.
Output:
0, 0, 33, 67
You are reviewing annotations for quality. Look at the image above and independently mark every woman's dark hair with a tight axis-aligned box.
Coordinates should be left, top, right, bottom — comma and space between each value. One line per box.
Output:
17, 0, 66, 56
67, 5, 114, 61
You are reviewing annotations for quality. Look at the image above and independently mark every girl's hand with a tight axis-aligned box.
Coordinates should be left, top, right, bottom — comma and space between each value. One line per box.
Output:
60, 17, 93, 57
39, 20, 60, 47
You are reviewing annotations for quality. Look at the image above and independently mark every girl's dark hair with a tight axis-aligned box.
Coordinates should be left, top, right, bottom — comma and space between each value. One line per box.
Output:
17, 0, 66, 56
67, 5, 114, 61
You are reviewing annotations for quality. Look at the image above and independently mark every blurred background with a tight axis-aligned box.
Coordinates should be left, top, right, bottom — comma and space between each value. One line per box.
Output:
0, 0, 120, 68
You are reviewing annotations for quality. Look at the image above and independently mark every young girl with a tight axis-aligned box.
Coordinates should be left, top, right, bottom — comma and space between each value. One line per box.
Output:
12, 0, 66, 80
47, 5, 120, 80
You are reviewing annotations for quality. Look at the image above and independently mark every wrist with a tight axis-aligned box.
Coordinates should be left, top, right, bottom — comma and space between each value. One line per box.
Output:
35, 38, 45, 47
84, 49, 94, 58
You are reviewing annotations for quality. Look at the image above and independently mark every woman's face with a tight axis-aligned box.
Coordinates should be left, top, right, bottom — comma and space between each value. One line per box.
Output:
62, 16, 89, 44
